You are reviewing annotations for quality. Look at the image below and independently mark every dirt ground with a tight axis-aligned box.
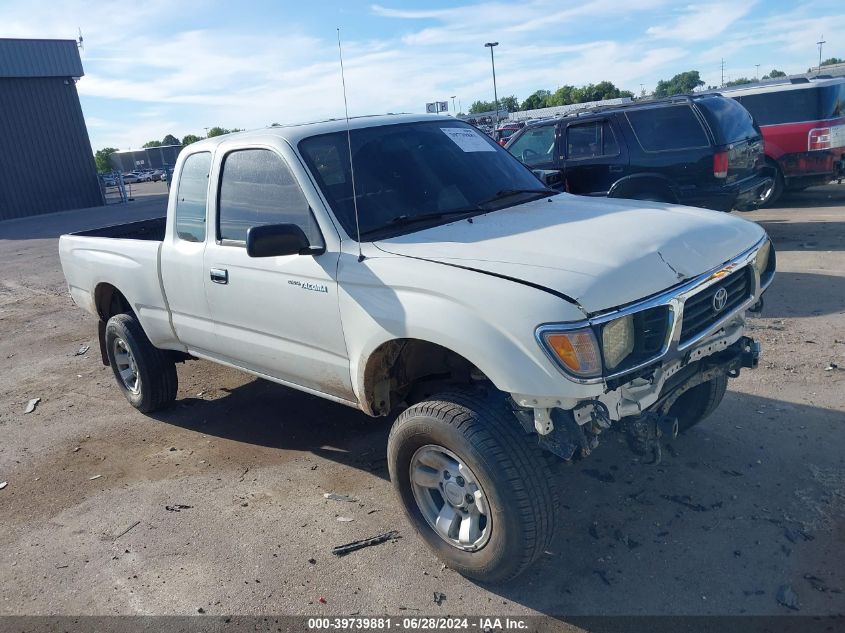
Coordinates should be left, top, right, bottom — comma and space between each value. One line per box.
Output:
0, 187, 843, 622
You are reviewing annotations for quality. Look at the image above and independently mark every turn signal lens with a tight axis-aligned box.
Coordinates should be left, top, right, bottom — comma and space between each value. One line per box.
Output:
543, 329, 602, 378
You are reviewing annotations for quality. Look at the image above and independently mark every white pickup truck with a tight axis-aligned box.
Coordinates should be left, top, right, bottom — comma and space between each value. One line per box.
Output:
60, 114, 775, 581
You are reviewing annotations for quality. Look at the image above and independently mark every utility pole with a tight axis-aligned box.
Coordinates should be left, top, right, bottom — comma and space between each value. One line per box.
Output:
484, 42, 500, 128
755, 64, 760, 80
720, 58, 725, 87
639, 83, 645, 97
817, 35, 826, 71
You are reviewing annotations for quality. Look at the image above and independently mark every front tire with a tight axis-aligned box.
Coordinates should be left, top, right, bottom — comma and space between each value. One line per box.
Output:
105, 313, 178, 413
387, 390, 557, 582
669, 374, 728, 433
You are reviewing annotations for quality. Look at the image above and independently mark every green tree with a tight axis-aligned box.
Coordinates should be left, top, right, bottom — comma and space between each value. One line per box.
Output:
520, 89, 552, 111
142, 140, 162, 148
161, 134, 180, 146
724, 77, 753, 87
654, 70, 704, 96
571, 81, 633, 103
761, 69, 786, 80
547, 85, 576, 106
468, 100, 497, 114
206, 126, 243, 137
821, 57, 844, 67
499, 95, 520, 112
181, 133, 202, 146
94, 147, 118, 173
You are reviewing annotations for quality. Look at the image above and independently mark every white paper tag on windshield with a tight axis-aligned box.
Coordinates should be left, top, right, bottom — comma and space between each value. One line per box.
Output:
441, 127, 496, 152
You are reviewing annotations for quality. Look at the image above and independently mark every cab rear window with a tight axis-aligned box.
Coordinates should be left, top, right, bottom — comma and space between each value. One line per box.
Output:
625, 105, 709, 152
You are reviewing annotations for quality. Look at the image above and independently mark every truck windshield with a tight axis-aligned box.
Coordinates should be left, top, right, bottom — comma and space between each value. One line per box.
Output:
299, 121, 555, 240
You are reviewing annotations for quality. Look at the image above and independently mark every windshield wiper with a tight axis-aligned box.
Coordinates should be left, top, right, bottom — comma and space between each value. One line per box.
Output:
361, 208, 483, 237
478, 188, 558, 206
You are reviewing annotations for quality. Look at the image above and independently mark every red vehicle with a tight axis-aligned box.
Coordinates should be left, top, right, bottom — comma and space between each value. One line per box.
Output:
492, 122, 524, 146
719, 77, 845, 206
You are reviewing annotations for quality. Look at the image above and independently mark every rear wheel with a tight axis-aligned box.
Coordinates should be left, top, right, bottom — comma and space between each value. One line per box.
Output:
105, 313, 177, 413
758, 165, 784, 208
387, 389, 557, 582
669, 374, 728, 433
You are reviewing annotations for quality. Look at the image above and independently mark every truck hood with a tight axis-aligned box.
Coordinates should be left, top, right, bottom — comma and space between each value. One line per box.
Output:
374, 194, 766, 314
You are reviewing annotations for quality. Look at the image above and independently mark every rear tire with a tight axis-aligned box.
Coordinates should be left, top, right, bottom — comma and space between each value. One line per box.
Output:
669, 374, 728, 433
758, 165, 784, 208
387, 389, 557, 582
105, 313, 178, 413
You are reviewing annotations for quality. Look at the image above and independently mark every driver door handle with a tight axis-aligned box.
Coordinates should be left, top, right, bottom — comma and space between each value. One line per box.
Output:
210, 268, 228, 285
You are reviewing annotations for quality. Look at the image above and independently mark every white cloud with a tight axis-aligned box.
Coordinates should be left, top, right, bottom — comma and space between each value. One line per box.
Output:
3, 0, 838, 149
647, 1, 757, 42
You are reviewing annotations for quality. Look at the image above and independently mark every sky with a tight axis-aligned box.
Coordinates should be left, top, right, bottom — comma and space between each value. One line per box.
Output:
2, 0, 843, 150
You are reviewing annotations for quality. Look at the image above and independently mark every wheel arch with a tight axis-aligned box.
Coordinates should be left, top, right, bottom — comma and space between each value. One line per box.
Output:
94, 282, 134, 321
360, 338, 490, 417
607, 174, 679, 203
93, 283, 135, 366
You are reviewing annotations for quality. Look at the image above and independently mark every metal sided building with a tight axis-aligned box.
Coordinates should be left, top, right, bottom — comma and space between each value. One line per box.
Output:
110, 145, 183, 172
0, 38, 102, 221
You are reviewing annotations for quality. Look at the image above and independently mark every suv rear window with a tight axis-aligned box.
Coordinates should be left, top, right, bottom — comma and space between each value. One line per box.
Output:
625, 105, 709, 152
695, 96, 758, 145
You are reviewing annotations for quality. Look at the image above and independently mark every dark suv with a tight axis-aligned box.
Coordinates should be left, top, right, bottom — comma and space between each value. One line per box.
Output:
504, 95, 773, 211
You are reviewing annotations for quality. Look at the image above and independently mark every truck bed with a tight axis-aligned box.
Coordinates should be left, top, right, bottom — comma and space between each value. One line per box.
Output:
71, 216, 166, 241
58, 217, 181, 351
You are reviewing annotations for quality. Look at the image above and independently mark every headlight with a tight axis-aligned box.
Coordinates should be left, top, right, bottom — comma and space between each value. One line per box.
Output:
755, 239, 771, 274
539, 327, 602, 378
601, 315, 635, 370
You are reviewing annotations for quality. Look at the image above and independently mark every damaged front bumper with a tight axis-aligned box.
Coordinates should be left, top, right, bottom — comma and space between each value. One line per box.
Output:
511, 237, 774, 461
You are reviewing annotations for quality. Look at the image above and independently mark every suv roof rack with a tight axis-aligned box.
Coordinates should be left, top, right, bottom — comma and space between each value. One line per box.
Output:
532, 94, 704, 122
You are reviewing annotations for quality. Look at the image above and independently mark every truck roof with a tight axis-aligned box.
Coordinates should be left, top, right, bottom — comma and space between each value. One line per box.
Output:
186, 113, 445, 150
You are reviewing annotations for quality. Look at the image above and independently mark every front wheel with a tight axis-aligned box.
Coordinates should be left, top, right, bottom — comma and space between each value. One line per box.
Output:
669, 374, 728, 433
387, 390, 557, 582
105, 313, 178, 413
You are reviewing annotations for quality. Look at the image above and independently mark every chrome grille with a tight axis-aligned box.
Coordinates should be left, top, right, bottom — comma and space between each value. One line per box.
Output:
680, 267, 752, 344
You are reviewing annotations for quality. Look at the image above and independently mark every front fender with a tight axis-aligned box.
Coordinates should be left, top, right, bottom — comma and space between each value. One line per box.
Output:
337, 252, 596, 410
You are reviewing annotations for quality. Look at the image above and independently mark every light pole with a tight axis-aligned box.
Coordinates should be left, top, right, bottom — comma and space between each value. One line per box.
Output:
451, 95, 456, 115
755, 64, 760, 80
484, 42, 499, 128
817, 35, 826, 72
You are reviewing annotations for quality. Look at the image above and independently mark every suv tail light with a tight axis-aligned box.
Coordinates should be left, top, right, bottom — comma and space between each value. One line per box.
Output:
808, 127, 831, 151
713, 151, 729, 179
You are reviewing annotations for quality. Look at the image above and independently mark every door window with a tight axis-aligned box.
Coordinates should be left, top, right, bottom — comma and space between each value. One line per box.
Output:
507, 124, 556, 166
218, 149, 320, 244
174, 152, 211, 242
566, 121, 619, 159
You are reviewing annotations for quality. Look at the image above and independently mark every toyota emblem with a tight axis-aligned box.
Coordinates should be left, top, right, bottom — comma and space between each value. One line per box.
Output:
712, 287, 729, 312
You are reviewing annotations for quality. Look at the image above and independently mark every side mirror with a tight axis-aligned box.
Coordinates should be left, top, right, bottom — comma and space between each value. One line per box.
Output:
246, 224, 323, 257
532, 169, 563, 189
